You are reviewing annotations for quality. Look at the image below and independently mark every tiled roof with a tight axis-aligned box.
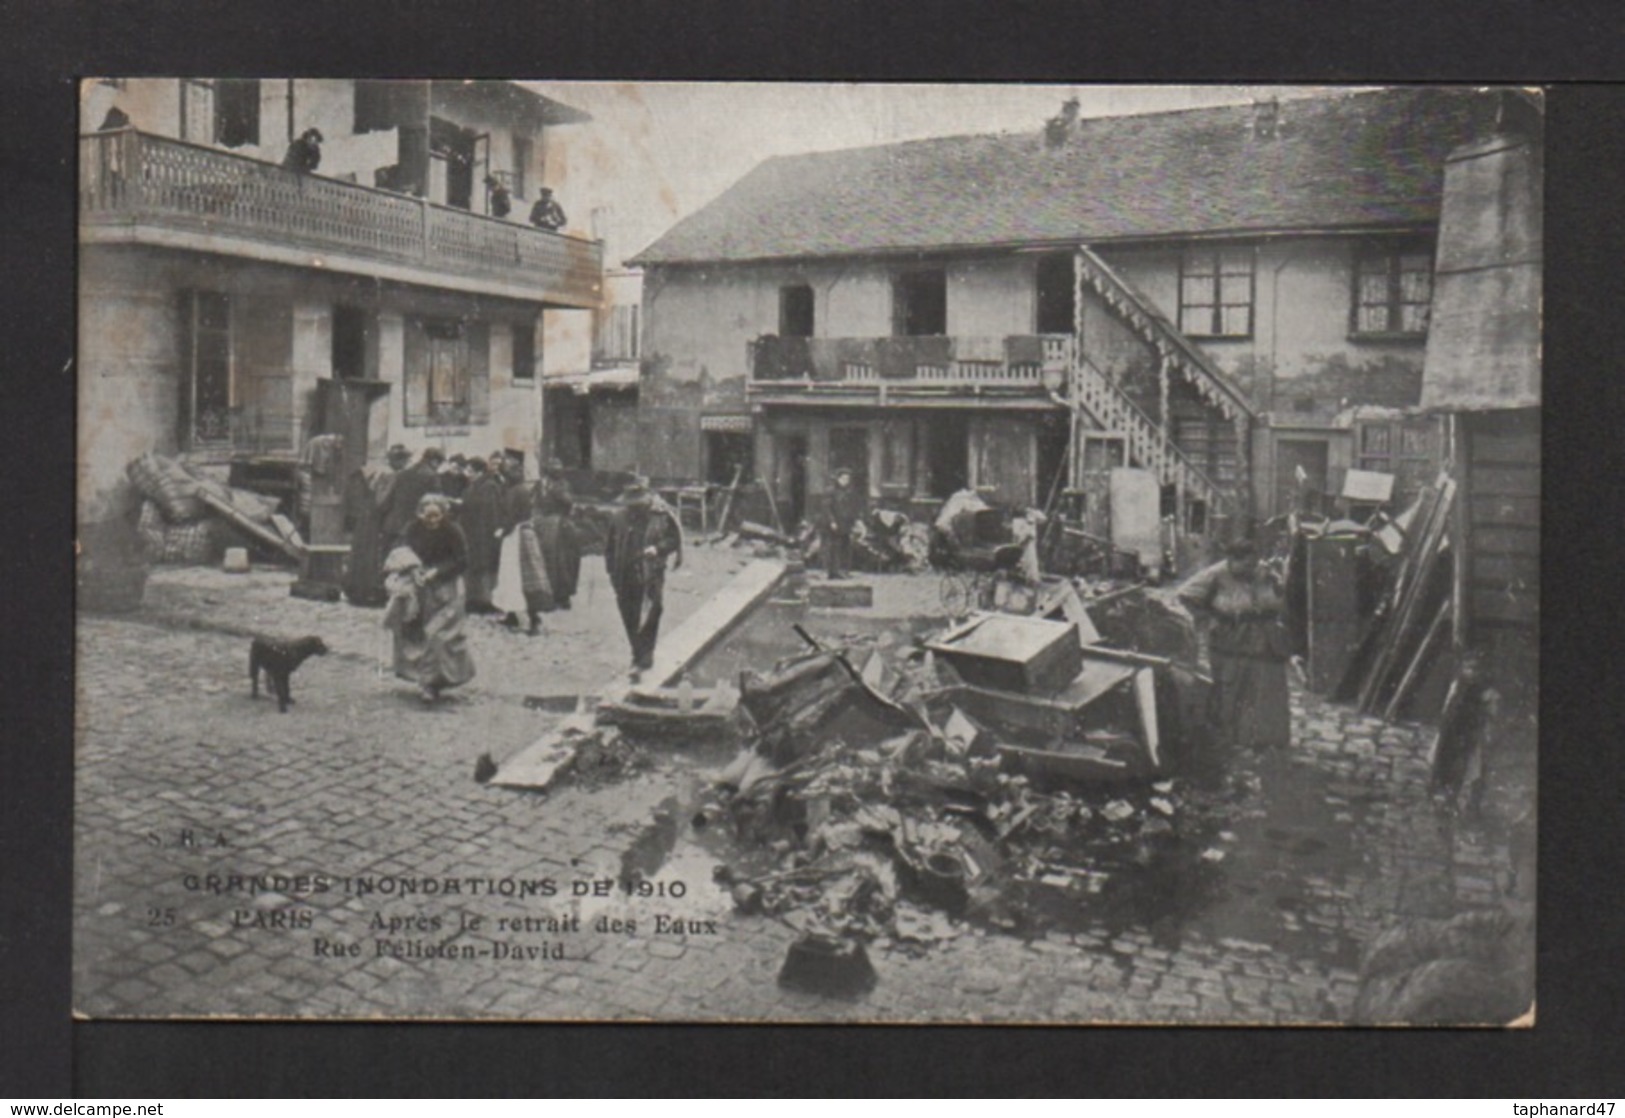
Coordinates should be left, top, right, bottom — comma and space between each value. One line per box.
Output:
632, 88, 1490, 265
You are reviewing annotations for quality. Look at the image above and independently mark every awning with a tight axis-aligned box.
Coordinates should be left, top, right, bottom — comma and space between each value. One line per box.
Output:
700, 414, 753, 433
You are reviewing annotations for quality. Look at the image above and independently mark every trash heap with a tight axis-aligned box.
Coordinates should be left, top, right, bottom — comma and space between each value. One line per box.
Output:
126, 452, 304, 565
700, 619, 1227, 962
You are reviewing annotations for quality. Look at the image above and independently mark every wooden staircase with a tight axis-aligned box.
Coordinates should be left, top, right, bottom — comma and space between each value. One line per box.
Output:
1066, 353, 1229, 512
1063, 245, 1257, 516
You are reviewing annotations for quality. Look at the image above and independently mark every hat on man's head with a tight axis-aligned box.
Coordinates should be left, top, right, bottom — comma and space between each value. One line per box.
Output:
421, 446, 446, 465
620, 482, 652, 504
834, 466, 854, 479
386, 443, 411, 463
1223, 538, 1259, 561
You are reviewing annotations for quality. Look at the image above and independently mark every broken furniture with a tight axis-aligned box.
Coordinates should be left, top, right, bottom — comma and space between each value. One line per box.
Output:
926, 613, 1083, 695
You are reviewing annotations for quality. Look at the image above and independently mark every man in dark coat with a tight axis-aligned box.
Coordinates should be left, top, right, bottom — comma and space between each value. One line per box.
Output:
282, 128, 324, 174
381, 446, 444, 546
528, 187, 566, 231
822, 466, 864, 579
603, 482, 682, 675
458, 458, 504, 613
341, 444, 410, 606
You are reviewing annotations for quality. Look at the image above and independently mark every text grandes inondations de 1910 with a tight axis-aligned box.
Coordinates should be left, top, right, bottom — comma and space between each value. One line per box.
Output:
139, 827, 715, 965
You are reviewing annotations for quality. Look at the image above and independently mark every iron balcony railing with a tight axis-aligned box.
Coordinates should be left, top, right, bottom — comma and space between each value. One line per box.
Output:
80, 128, 603, 306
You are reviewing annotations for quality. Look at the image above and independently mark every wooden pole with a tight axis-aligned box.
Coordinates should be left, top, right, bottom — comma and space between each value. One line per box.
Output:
712, 462, 744, 538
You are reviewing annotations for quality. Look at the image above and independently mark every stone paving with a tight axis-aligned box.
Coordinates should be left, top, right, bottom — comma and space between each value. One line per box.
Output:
72, 545, 1525, 1023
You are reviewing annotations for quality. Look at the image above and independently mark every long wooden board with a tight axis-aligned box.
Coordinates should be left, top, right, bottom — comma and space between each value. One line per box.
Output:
641, 559, 787, 688
492, 559, 786, 788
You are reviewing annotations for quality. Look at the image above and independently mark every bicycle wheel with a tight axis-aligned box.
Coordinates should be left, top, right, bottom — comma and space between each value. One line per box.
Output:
939, 571, 974, 617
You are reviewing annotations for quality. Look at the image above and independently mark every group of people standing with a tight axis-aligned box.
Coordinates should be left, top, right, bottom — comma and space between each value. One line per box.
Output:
340, 445, 683, 703
342, 445, 584, 704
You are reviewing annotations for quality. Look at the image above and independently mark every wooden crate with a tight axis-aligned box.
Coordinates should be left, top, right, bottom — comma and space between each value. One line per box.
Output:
927, 613, 1082, 695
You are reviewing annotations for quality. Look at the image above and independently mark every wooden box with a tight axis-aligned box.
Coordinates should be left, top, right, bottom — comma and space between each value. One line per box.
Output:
927, 613, 1082, 695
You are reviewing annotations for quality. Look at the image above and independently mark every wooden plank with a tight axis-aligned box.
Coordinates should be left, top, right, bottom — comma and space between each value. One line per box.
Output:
808, 580, 874, 608
496, 559, 785, 788
489, 710, 594, 790
643, 558, 787, 688
194, 487, 305, 561
1470, 526, 1540, 555
1467, 465, 1540, 497
1468, 494, 1540, 526
1384, 596, 1451, 722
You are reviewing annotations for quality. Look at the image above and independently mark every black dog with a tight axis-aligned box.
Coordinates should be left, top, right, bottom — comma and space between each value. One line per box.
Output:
249, 635, 329, 712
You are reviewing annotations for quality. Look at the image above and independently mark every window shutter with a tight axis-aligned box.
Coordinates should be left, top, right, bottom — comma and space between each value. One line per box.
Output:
404, 323, 430, 426
469, 322, 491, 425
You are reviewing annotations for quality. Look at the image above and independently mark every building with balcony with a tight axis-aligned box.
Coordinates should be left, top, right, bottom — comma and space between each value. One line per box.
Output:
78, 78, 603, 521
629, 88, 1498, 540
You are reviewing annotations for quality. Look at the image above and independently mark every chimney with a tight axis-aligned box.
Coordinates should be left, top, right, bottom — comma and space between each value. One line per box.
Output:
1252, 97, 1280, 140
1044, 97, 1081, 149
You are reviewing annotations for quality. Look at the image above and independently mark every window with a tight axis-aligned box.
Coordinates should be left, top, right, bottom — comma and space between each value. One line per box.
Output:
180, 291, 233, 448
1179, 246, 1254, 337
1035, 253, 1075, 334
1353, 243, 1433, 336
213, 79, 260, 148
594, 305, 640, 365
332, 306, 370, 379
512, 320, 535, 383
179, 80, 214, 144
405, 319, 489, 428
893, 270, 947, 336
880, 420, 914, 491
353, 81, 396, 134
779, 284, 814, 338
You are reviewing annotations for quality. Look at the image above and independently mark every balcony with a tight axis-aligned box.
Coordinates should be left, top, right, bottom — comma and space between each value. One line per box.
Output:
79, 129, 603, 308
748, 334, 1072, 403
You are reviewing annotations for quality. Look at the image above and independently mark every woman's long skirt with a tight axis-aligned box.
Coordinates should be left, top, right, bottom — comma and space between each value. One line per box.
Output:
392, 577, 476, 691
1209, 652, 1291, 750
491, 532, 527, 616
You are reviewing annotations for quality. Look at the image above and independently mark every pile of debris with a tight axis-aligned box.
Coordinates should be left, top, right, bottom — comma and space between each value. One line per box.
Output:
126, 452, 305, 566
696, 612, 1225, 969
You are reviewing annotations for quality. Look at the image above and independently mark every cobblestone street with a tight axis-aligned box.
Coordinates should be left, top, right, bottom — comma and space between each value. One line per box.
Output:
73, 546, 1523, 1023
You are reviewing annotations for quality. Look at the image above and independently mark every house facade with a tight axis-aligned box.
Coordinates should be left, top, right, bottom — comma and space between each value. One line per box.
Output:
630, 88, 1498, 544
78, 78, 603, 522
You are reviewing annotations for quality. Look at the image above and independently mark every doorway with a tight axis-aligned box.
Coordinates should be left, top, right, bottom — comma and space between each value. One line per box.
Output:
1274, 438, 1330, 518
1036, 253, 1075, 335
781, 432, 809, 528
429, 117, 482, 211
828, 425, 871, 495
924, 412, 969, 498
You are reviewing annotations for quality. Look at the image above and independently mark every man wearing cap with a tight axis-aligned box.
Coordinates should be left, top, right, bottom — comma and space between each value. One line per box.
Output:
382, 446, 445, 546
603, 481, 683, 675
822, 466, 864, 580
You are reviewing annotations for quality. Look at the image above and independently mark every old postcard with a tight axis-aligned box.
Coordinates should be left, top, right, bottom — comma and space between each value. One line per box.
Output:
74, 80, 1539, 1024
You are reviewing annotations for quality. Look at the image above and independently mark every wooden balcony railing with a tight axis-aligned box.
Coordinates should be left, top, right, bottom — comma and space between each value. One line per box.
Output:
749, 334, 1073, 387
80, 129, 602, 306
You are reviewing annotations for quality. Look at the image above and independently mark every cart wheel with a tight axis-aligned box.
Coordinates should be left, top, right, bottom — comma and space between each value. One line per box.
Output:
939, 571, 974, 617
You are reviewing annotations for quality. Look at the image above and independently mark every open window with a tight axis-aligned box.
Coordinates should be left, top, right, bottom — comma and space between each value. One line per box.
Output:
511, 319, 536, 383
893, 270, 947, 336
213, 79, 261, 149
1036, 253, 1075, 335
779, 284, 815, 338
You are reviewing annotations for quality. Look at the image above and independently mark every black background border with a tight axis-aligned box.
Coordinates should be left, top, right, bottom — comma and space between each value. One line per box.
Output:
5, 0, 1625, 1098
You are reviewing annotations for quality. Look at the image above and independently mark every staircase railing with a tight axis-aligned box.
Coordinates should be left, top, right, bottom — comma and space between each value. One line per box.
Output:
1067, 355, 1229, 511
